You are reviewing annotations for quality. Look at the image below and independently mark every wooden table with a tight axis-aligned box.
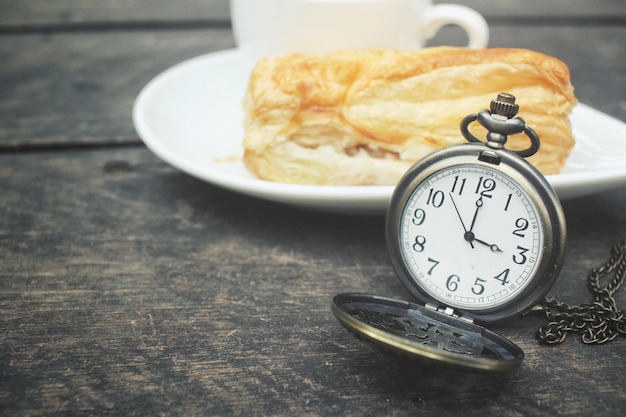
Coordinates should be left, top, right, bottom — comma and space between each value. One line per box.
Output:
1, 1, 625, 415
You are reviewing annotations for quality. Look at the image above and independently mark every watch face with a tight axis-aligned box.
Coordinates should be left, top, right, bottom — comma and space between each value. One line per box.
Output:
397, 163, 544, 311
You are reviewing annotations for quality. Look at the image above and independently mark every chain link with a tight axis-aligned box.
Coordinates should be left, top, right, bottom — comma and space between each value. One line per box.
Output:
536, 240, 626, 344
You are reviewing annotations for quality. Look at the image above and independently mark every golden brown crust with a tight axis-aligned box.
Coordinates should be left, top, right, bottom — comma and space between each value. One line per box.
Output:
242, 47, 577, 185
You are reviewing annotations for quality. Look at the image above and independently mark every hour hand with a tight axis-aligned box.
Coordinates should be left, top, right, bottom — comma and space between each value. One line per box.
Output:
449, 193, 474, 248
474, 237, 503, 252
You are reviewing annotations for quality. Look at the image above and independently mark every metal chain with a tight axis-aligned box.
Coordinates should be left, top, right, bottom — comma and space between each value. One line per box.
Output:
536, 240, 626, 345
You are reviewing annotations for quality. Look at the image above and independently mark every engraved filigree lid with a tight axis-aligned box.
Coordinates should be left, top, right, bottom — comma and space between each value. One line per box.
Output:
332, 293, 524, 372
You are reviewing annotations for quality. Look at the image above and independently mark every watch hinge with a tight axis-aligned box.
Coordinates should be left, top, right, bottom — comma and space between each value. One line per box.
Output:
424, 302, 439, 312
425, 303, 474, 324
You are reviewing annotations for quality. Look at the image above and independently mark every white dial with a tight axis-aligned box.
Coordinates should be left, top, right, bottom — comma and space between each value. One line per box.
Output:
398, 163, 544, 310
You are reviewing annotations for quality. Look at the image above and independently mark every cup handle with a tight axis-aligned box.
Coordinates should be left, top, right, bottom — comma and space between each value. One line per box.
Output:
423, 4, 489, 49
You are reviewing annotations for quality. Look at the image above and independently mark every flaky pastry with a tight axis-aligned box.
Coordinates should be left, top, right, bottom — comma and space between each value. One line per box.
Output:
242, 47, 577, 185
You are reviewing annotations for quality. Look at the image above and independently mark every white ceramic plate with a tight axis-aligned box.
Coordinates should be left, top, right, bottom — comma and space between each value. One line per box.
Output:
133, 49, 626, 214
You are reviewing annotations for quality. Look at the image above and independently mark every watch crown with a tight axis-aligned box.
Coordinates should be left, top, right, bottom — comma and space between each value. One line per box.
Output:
490, 93, 519, 118
460, 92, 541, 158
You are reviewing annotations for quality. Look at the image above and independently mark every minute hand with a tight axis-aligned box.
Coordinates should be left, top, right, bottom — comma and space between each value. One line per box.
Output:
469, 196, 484, 233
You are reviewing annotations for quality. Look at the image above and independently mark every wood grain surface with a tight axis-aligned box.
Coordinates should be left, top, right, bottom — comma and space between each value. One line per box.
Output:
1, 0, 625, 26
1, 148, 625, 416
1, 0, 625, 416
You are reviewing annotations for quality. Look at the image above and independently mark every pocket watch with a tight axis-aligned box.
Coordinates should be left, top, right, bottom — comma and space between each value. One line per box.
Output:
332, 93, 567, 372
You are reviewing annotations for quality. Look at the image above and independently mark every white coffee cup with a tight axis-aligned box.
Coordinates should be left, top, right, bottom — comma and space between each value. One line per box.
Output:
231, 0, 489, 67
